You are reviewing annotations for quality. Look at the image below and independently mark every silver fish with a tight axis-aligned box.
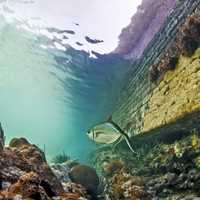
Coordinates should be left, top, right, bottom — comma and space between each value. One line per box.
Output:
87, 122, 122, 144
87, 116, 137, 154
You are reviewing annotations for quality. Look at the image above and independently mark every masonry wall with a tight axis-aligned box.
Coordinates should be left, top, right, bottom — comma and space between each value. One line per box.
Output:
113, 0, 200, 137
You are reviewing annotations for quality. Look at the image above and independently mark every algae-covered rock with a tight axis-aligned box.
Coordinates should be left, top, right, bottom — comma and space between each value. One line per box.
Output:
7, 172, 51, 199
104, 160, 124, 177
0, 171, 92, 200
105, 169, 151, 200
0, 137, 93, 199
69, 165, 99, 195
9, 137, 46, 165
0, 137, 64, 195
9, 137, 30, 148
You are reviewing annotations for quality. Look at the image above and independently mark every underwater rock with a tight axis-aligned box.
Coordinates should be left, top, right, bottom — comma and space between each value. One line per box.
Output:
0, 148, 31, 182
8, 138, 64, 194
9, 137, 30, 148
50, 160, 80, 192
5, 172, 51, 199
51, 162, 71, 184
104, 169, 151, 200
69, 165, 99, 195
9, 137, 46, 165
0, 137, 92, 200
0, 172, 91, 200
0, 138, 64, 195
103, 160, 124, 177
62, 182, 91, 200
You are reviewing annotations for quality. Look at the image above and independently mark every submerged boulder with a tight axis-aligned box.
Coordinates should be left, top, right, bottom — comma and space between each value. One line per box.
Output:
69, 165, 99, 195
9, 137, 46, 165
0, 170, 92, 199
0, 133, 92, 199
9, 137, 29, 148
0, 137, 64, 195
6, 172, 51, 199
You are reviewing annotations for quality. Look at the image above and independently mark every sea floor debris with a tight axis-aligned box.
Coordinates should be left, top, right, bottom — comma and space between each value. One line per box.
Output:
91, 131, 200, 200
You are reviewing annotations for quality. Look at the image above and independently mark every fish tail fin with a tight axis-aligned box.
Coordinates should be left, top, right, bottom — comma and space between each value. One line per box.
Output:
123, 135, 138, 155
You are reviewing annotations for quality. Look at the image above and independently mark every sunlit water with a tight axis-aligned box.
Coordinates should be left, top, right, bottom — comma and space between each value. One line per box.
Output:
0, 1, 133, 162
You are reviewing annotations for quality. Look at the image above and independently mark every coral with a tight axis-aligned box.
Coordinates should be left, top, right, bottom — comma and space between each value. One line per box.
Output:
0, 172, 51, 199
106, 169, 151, 200
69, 165, 99, 196
0, 172, 91, 200
7, 172, 51, 199
62, 182, 91, 199
51, 162, 71, 184
104, 160, 124, 177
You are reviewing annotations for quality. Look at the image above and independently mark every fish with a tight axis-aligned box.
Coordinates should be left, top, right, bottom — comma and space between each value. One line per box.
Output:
87, 122, 122, 144
87, 116, 137, 154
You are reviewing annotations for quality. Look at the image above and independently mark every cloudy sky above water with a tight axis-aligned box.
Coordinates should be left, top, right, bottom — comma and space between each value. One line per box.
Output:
2, 0, 142, 53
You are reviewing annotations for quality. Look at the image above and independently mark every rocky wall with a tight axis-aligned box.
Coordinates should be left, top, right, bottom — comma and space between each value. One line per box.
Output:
113, 0, 200, 137
143, 48, 200, 133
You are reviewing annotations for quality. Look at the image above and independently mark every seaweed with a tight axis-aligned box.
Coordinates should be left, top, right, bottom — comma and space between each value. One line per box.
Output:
52, 152, 71, 164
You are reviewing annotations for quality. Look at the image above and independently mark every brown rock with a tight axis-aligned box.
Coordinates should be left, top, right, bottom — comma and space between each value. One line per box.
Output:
9, 137, 46, 165
0, 171, 91, 200
0, 138, 64, 195
69, 165, 99, 195
9, 137, 30, 148
0, 136, 92, 199
5, 172, 53, 200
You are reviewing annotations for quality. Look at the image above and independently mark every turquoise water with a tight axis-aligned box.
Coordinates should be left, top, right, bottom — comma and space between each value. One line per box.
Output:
0, 13, 130, 162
